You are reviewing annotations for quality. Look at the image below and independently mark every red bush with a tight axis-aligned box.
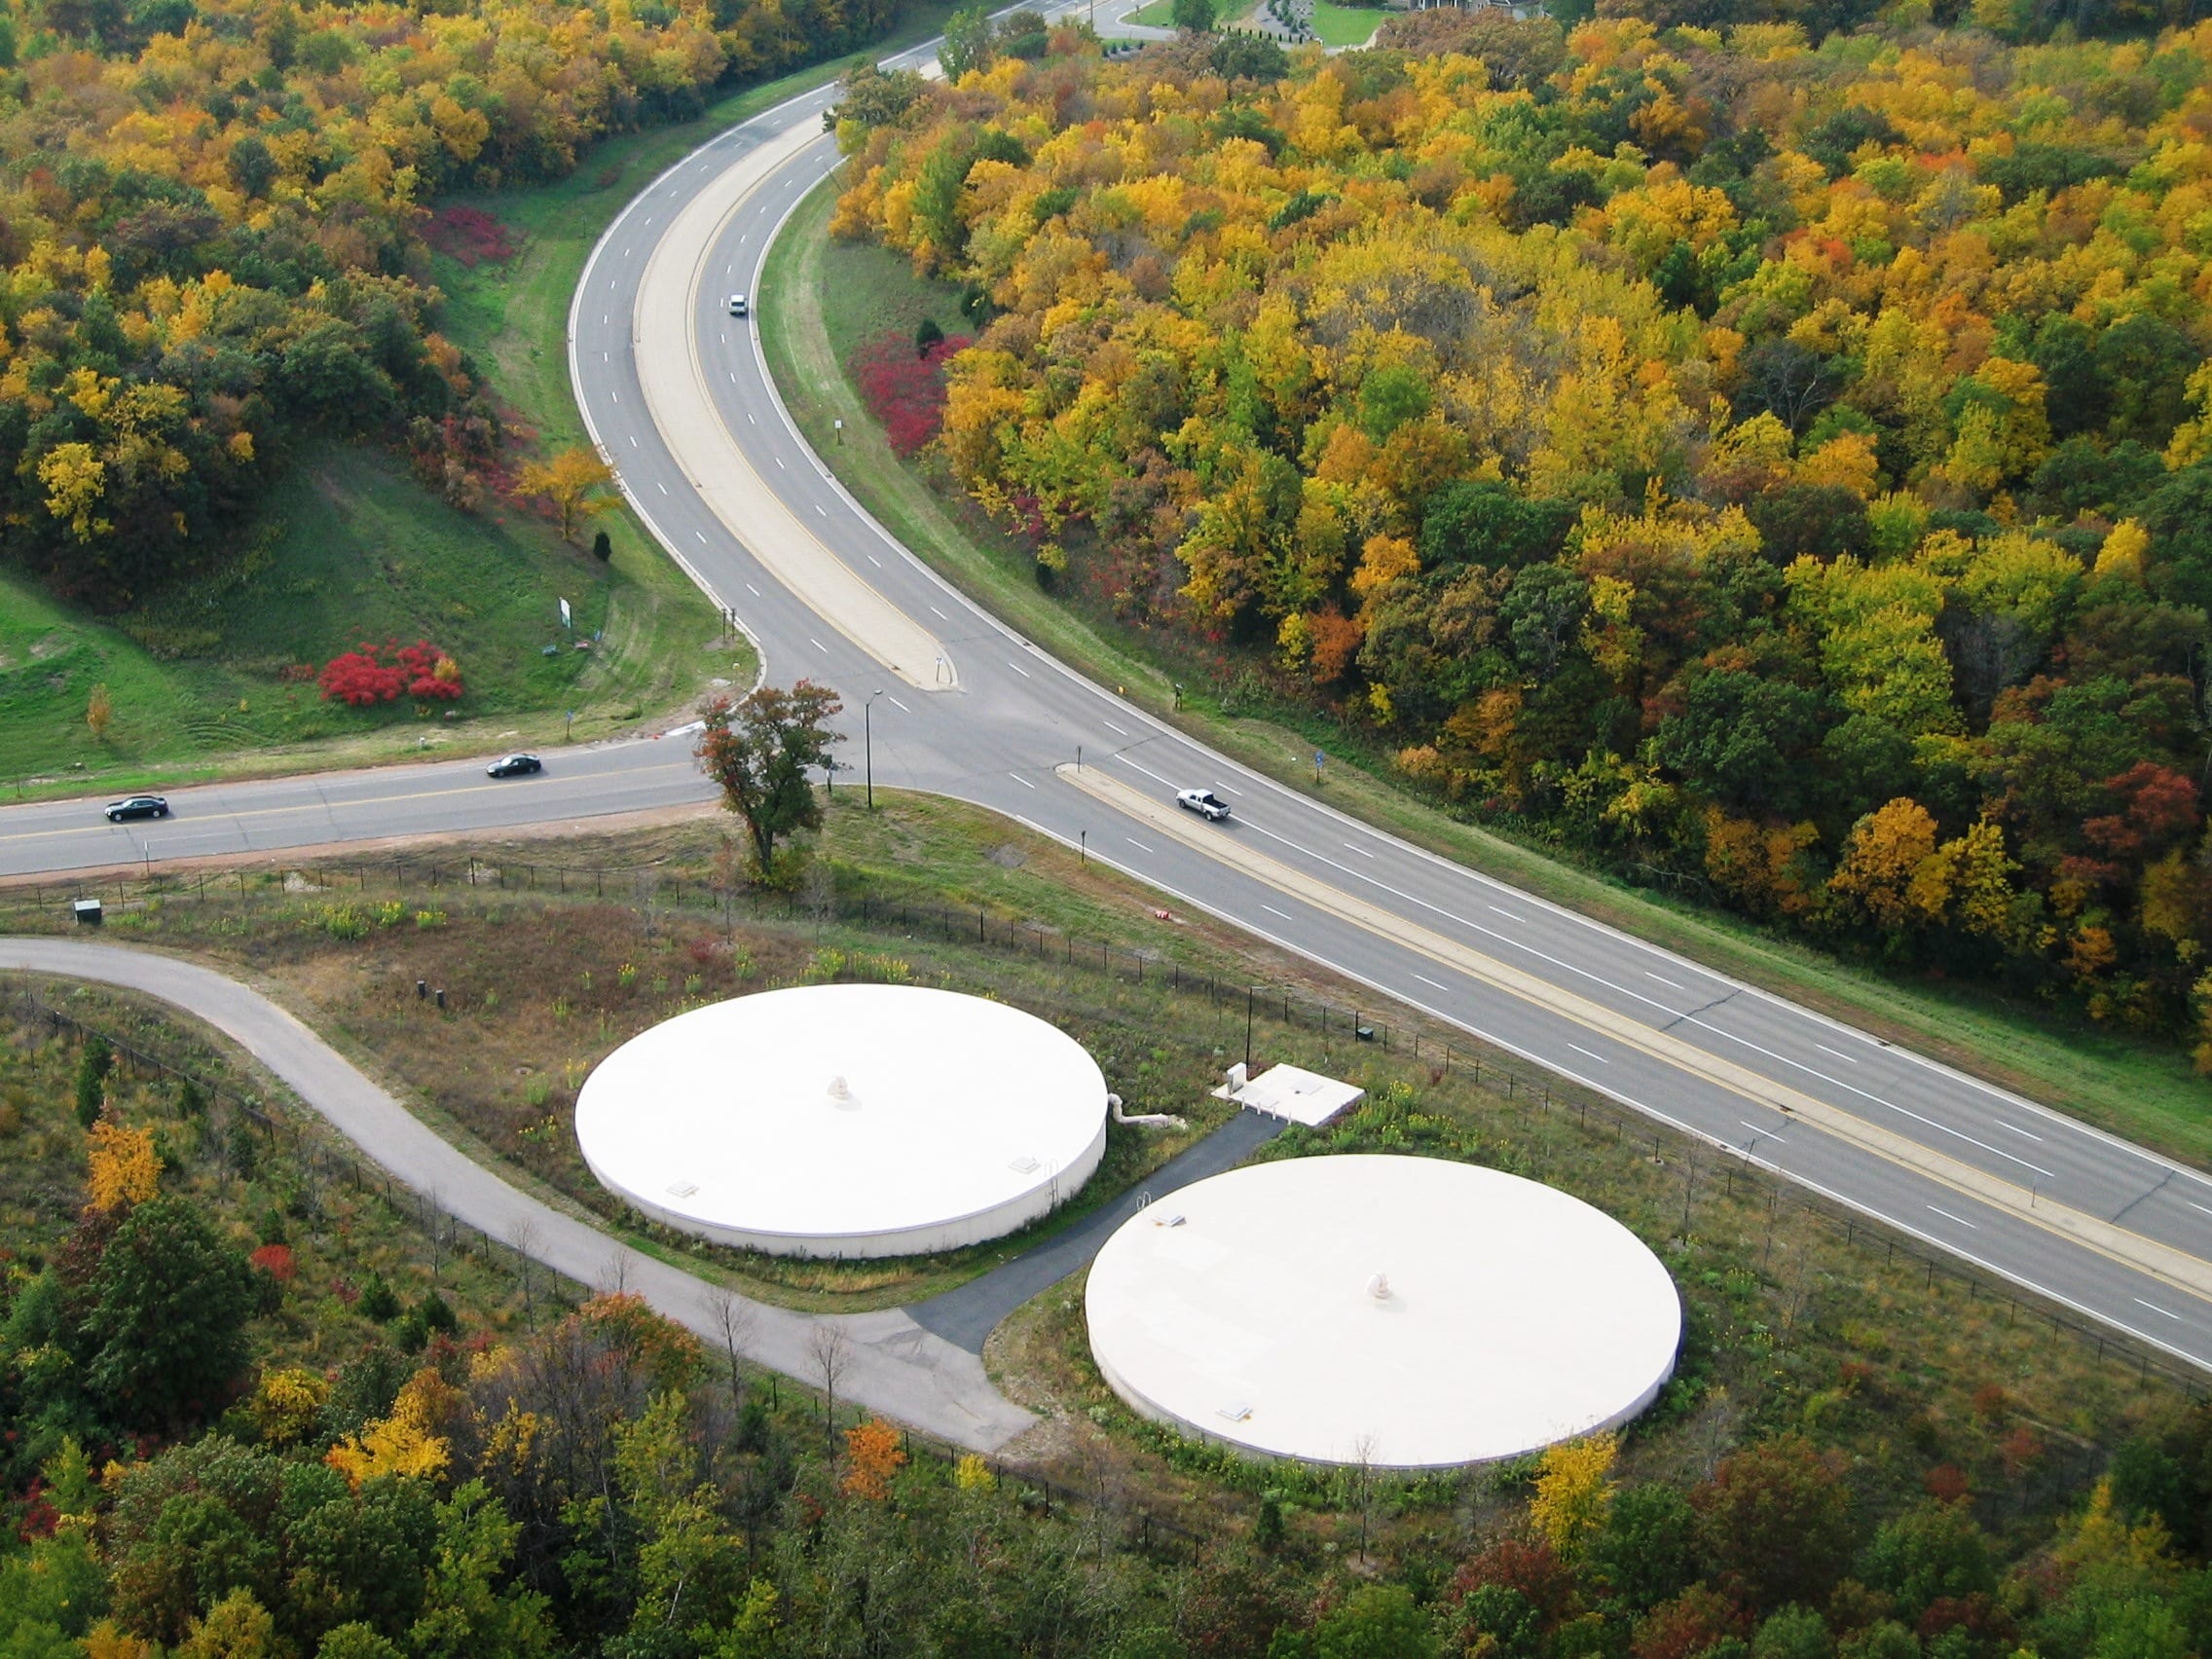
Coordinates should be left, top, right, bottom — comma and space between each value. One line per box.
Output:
248, 1242, 296, 1282
422, 205, 516, 268
319, 640, 462, 705
851, 331, 971, 457
319, 646, 403, 705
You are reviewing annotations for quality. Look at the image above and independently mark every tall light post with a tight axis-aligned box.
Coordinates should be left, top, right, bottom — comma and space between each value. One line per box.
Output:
865, 689, 884, 810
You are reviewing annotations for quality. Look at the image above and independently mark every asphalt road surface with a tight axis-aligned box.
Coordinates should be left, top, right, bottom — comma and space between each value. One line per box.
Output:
6, 19, 2212, 1375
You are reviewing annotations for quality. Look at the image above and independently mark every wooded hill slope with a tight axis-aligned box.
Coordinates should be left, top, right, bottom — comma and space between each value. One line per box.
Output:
830, 16, 2212, 1058
0, 0, 904, 608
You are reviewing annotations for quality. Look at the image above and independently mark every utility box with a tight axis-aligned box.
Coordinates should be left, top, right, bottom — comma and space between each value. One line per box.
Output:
72, 898, 103, 927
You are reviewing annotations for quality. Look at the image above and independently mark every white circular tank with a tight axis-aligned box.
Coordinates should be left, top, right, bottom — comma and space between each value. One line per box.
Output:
575, 984, 1108, 1257
1086, 1155, 1680, 1467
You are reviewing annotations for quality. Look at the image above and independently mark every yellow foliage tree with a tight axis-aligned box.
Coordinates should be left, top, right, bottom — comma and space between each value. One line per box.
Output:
175, 1588, 279, 1659
86, 682, 113, 742
518, 446, 615, 540
1829, 797, 1941, 931
1530, 1431, 1618, 1559
248, 1366, 331, 1446
86, 1120, 162, 1212
954, 1452, 994, 1491
326, 1366, 455, 1487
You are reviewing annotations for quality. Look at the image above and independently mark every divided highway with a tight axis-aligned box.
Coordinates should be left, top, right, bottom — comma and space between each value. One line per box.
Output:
6, 24, 2212, 1374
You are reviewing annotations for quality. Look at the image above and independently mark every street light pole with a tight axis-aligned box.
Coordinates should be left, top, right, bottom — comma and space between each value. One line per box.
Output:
866, 689, 883, 810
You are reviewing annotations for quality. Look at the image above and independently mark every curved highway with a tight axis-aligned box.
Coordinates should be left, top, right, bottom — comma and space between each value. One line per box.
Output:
6, 25, 2212, 1374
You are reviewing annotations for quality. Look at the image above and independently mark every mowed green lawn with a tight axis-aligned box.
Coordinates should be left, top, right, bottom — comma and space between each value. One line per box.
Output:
1309, 1, 1381, 46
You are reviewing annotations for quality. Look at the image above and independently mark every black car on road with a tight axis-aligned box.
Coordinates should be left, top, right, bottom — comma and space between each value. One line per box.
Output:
104, 795, 169, 823
486, 754, 543, 779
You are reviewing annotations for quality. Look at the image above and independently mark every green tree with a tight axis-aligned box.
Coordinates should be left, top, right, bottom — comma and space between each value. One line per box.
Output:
1171, 0, 1217, 29
1419, 482, 1573, 570
1211, 31, 1287, 80
1858, 1502, 1997, 1625
1590, 1483, 1699, 1611
1751, 1606, 1833, 1659
940, 6, 993, 78
1313, 1584, 1438, 1659
408, 1482, 556, 1658
1357, 364, 1432, 442
81, 1195, 260, 1428
1658, 672, 1829, 819
73, 1035, 112, 1129
696, 682, 844, 883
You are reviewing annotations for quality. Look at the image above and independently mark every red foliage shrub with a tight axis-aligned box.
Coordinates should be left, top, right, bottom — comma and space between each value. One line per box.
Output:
851, 330, 971, 457
1924, 1463, 1971, 1503
1632, 1586, 1749, 1659
319, 646, 403, 705
319, 640, 463, 705
16, 1478, 56, 1543
1449, 1538, 1575, 1626
248, 1242, 297, 1282
422, 205, 516, 268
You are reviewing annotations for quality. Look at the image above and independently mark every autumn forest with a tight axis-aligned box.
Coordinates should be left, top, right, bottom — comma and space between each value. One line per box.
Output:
830, 9, 2212, 1062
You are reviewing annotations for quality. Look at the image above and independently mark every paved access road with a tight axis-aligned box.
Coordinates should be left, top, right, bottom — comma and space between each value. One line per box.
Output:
6, 15, 2212, 1375
0, 938, 1036, 1452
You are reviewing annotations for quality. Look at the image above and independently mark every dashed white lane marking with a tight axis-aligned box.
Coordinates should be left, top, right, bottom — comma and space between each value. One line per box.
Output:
2137, 1297, 2182, 1319
1103, 719, 1128, 736
866, 554, 882, 567
1006, 662, 1031, 679
628, 434, 638, 448
656, 481, 667, 495
1262, 903, 1293, 921
928, 606, 948, 619
1413, 972, 1449, 991
1490, 905, 1526, 922
744, 583, 761, 597
1927, 1205, 1978, 1230
886, 695, 910, 713
774, 456, 785, 469
1816, 1043, 1859, 1064
1344, 843, 1375, 858
1997, 1121, 2046, 1142
1010, 772, 1035, 790
693, 531, 706, 543
610, 391, 618, 403
814, 504, 826, 516
1741, 1120, 1787, 1143
748, 412, 756, 424
1567, 1043, 1608, 1065
1646, 972, 1684, 989
1126, 837, 1154, 853
2191, 1200, 2212, 1218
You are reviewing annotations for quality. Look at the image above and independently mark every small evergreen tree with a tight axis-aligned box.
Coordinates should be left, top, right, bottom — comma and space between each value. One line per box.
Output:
73, 1036, 112, 1129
